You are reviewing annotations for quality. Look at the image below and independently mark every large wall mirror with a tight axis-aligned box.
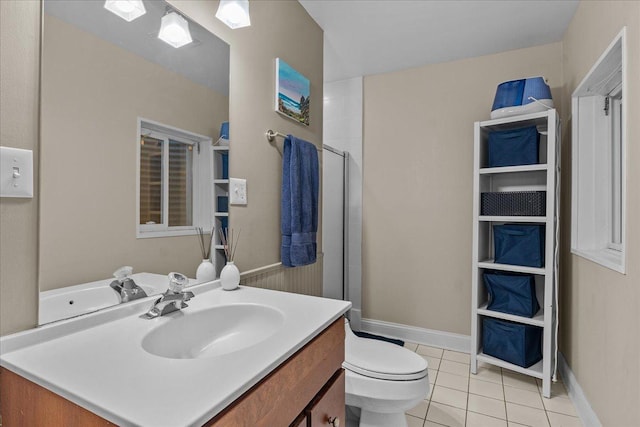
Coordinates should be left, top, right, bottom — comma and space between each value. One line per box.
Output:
39, 0, 229, 324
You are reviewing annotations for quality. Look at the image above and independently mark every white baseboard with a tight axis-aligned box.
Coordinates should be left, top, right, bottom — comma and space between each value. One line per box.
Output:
359, 320, 600, 425
360, 318, 470, 353
348, 309, 362, 331
558, 352, 602, 427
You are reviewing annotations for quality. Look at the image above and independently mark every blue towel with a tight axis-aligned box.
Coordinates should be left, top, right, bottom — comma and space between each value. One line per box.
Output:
281, 135, 319, 267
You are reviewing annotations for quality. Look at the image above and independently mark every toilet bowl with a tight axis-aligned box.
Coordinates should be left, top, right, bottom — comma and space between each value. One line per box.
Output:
343, 319, 430, 427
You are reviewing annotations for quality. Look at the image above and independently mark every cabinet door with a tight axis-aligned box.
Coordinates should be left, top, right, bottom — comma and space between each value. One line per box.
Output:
307, 370, 345, 427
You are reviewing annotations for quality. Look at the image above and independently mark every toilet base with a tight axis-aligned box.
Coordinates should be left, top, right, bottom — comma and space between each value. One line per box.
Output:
346, 405, 409, 427
359, 409, 408, 427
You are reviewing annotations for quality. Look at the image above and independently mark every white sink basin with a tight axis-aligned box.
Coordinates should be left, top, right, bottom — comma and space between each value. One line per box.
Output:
141, 303, 285, 359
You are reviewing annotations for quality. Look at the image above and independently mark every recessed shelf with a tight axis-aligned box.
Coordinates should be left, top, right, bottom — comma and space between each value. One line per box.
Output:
210, 139, 231, 281
477, 304, 544, 327
476, 352, 544, 379
479, 164, 548, 175
479, 216, 547, 223
477, 260, 546, 275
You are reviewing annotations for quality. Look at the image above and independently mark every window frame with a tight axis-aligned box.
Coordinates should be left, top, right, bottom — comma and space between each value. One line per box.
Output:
136, 117, 213, 239
571, 28, 627, 274
607, 84, 623, 251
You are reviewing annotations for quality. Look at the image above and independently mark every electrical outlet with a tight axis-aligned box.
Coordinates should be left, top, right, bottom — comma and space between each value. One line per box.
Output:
229, 178, 247, 205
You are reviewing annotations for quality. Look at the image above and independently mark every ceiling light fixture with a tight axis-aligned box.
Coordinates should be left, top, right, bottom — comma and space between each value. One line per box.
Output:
215, 0, 251, 29
103, 0, 146, 22
158, 11, 193, 48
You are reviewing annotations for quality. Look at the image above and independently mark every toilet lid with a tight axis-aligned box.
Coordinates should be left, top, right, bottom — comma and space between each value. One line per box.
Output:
344, 336, 428, 381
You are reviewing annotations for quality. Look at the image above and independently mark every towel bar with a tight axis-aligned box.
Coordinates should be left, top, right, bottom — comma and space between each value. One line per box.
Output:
265, 129, 286, 142
265, 129, 322, 152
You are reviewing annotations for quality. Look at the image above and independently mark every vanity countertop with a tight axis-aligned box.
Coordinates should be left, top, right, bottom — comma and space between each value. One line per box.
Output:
0, 282, 351, 427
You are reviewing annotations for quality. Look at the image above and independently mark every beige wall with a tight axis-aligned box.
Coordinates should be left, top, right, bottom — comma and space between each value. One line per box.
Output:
39, 14, 229, 291
0, 0, 323, 335
363, 2, 639, 423
560, 2, 640, 425
169, 0, 324, 271
362, 43, 562, 335
0, 1, 41, 335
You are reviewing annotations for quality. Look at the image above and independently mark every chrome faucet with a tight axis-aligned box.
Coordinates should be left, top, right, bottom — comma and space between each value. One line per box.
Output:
110, 266, 148, 303
141, 272, 194, 319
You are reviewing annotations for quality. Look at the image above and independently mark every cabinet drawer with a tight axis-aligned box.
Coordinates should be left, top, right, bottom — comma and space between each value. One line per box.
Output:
306, 370, 345, 427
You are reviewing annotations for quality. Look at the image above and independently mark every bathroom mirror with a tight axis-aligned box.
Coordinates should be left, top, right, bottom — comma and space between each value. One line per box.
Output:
39, 0, 229, 324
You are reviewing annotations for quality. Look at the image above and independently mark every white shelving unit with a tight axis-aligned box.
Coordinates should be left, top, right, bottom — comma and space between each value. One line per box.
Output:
470, 110, 559, 398
212, 141, 230, 278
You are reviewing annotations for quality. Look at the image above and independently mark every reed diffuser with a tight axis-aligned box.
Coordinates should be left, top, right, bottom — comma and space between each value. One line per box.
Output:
195, 227, 216, 282
219, 227, 241, 290
218, 227, 240, 262
196, 227, 214, 259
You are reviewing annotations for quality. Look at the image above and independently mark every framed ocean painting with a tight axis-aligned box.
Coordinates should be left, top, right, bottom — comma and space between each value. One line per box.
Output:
275, 58, 310, 126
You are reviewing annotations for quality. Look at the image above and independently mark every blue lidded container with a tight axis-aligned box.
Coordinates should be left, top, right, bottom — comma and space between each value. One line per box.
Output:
219, 121, 229, 140
491, 77, 553, 119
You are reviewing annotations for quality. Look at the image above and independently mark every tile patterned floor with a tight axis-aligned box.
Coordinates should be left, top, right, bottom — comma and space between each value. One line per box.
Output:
400, 343, 583, 427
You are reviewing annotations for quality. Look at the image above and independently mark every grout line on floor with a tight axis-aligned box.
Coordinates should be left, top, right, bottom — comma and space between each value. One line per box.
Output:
464, 366, 471, 426
406, 345, 583, 427
501, 368, 510, 425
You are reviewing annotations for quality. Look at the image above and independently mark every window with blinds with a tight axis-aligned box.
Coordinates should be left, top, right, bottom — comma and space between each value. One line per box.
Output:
137, 119, 211, 238
140, 135, 164, 225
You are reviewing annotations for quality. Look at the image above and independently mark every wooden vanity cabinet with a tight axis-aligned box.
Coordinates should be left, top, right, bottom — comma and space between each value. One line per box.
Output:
0, 318, 345, 427
0, 368, 116, 426
208, 318, 345, 426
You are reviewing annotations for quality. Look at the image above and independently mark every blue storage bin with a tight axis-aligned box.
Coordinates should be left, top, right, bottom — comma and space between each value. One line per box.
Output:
219, 216, 228, 231
483, 318, 542, 368
494, 224, 544, 268
217, 196, 228, 213
487, 126, 539, 167
484, 272, 539, 318
221, 153, 229, 179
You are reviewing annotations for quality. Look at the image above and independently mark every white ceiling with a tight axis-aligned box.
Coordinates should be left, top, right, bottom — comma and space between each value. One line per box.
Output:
299, 0, 579, 83
44, 0, 229, 95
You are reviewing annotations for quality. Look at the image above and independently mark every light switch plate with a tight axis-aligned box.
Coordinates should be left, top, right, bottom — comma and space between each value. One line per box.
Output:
1, 146, 33, 198
229, 178, 247, 205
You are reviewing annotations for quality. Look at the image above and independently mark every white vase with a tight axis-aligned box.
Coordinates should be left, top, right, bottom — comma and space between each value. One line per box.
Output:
220, 261, 240, 291
196, 259, 216, 283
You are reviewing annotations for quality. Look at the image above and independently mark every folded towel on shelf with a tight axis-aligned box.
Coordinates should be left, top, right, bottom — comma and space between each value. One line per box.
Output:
281, 135, 319, 267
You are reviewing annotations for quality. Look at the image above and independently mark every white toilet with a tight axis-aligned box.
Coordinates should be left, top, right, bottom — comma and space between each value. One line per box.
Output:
343, 319, 430, 427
